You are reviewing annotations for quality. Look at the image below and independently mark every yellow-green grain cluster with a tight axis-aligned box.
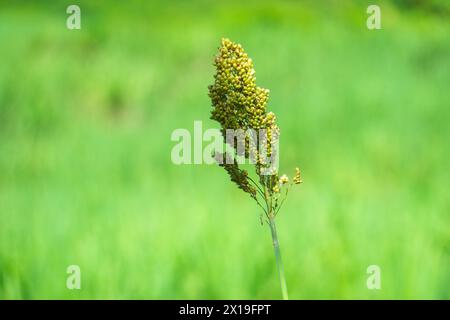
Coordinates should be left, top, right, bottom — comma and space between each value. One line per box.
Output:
208, 38, 301, 213
208, 38, 280, 162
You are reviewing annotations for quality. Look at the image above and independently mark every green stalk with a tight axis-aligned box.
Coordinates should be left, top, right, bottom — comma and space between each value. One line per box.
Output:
268, 216, 289, 300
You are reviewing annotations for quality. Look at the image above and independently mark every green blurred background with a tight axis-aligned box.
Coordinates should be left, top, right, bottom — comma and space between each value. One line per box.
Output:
0, 0, 449, 299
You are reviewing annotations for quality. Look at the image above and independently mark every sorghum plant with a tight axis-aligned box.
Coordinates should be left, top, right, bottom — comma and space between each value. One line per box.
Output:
208, 38, 302, 300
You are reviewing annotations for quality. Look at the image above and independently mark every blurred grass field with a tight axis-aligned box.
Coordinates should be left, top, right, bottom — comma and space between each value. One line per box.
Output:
0, 0, 449, 299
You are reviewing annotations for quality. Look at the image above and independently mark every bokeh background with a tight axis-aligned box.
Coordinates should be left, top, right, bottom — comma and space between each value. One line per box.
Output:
0, 0, 449, 299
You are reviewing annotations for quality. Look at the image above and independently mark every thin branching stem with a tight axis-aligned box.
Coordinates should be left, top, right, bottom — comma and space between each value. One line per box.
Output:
275, 183, 292, 216
255, 198, 268, 215
247, 176, 266, 199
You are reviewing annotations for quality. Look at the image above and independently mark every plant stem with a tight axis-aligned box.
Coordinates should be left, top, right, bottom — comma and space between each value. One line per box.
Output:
268, 216, 289, 300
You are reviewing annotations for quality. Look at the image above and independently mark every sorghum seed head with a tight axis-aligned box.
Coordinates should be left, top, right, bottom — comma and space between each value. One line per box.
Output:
208, 39, 302, 218
209, 38, 280, 165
